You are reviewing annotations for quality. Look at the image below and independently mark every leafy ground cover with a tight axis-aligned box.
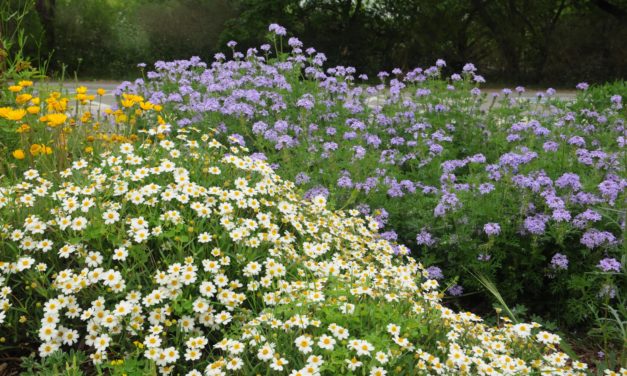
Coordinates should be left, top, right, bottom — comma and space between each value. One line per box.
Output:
0, 25, 625, 375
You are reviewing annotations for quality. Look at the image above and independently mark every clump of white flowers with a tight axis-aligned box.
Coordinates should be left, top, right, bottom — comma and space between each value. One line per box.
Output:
0, 127, 595, 375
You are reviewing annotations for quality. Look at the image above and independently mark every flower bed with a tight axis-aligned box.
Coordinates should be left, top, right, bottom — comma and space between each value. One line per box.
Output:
115, 27, 627, 330
0, 25, 625, 374
0, 117, 595, 374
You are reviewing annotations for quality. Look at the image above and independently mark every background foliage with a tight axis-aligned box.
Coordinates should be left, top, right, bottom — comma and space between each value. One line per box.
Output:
2, 0, 626, 84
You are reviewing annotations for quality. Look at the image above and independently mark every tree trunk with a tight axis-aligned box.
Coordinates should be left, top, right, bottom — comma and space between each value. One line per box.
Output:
35, 0, 56, 51
472, 0, 522, 80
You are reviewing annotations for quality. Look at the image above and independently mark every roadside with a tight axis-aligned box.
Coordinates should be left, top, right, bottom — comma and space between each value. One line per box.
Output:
48, 81, 119, 107
36, 81, 579, 114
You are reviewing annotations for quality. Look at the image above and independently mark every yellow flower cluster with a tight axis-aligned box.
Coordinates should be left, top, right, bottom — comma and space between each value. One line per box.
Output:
0, 108, 27, 121
39, 113, 68, 127
1, 83, 161, 163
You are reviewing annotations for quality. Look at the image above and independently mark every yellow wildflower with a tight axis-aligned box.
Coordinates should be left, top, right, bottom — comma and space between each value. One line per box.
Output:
46, 94, 68, 112
5, 109, 27, 121
40, 113, 68, 127
116, 113, 128, 123
30, 144, 42, 156
8, 85, 22, 92
120, 93, 144, 107
16, 124, 30, 133
16, 94, 33, 104
140, 101, 154, 110
30, 144, 52, 156
12, 149, 25, 160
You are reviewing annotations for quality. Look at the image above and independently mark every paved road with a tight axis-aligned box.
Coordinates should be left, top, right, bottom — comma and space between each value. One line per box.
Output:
45, 81, 120, 107
366, 89, 577, 110
38, 81, 578, 114
485, 89, 576, 99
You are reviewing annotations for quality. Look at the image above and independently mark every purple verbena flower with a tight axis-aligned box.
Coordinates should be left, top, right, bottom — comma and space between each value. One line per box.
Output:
380, 230, 398, 241
416, 228, 436, 247
552, 209, 571, 222
581, 229, 616, 249
483, 223, 501, 236
543, 141, 559, 152
555, 173, 582, 191
576, 82, 589, 91
337, 175, 354, 189
478, 253, 491, 261
478, 183, 495, 194
462, 63, 476, 73
303, 186, 329, 200
597, 257, 621, 273
426, 266, 444, 280
294, 172, 310, 185
524, 215, 548, 235
448, 285, 464, 296
268, 23, 287, 36
551, 253, 569, 270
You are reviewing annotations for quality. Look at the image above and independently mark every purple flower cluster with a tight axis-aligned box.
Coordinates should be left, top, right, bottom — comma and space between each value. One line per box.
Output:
581, 229, 616, 249
426, 266, 444, 280
597, 258, 621, 273
268, 23, 287, 36
416, 228, 436, 247
524, 215, 549, 235
483, 223, 501, 236
121, 25, 625, 313
448, 285, 464, 296
303, 186, 329, 200
551, 253, 569, 270
555, 173, 582, 191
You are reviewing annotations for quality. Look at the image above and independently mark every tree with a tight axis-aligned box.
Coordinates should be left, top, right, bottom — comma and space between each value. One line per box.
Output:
470, 0, 571, 82
370, 0, 487, 71
34, 0, 55, 51
589, 0, 627, 20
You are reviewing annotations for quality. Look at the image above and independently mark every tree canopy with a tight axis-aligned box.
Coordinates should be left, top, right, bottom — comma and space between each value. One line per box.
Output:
3, 0, 627, 84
